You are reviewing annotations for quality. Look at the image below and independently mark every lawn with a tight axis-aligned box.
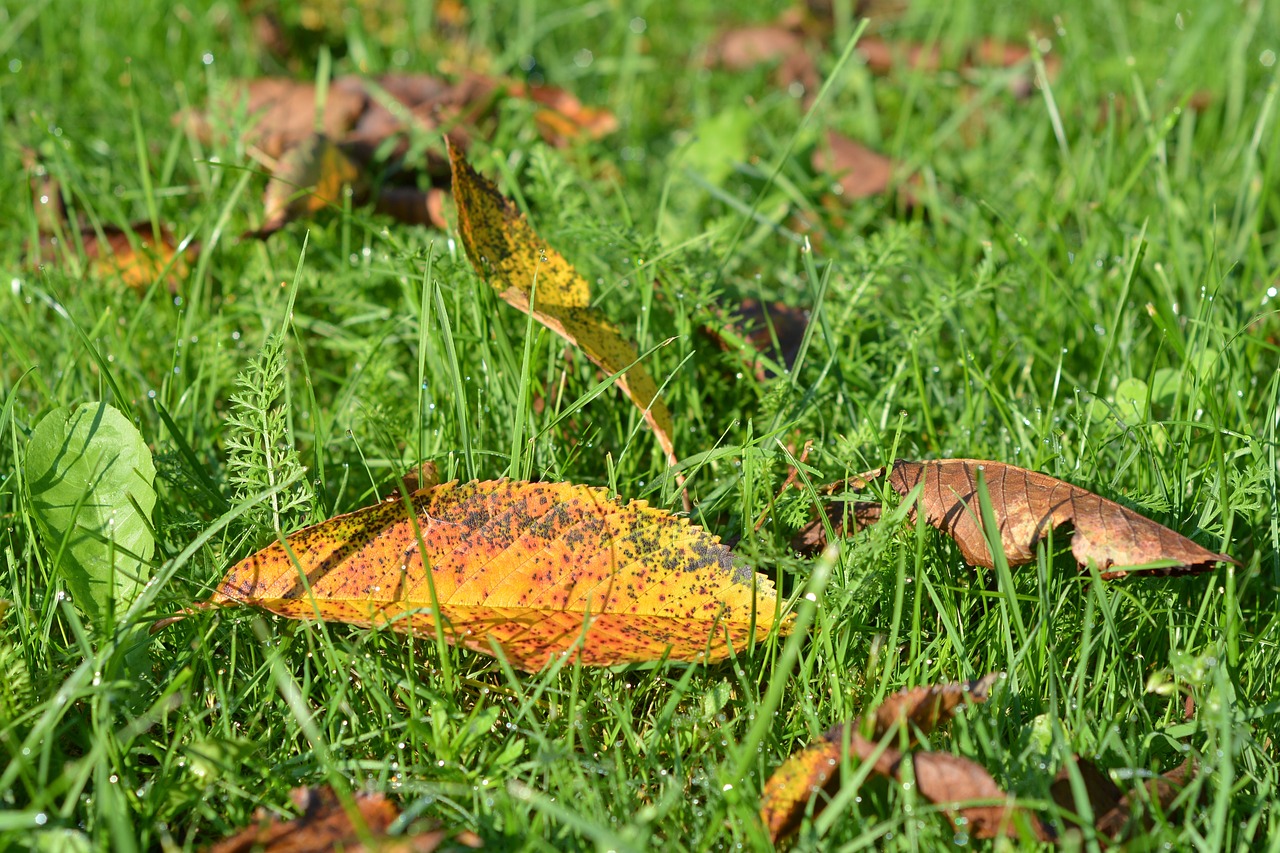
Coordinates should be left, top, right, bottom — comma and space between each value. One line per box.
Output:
2, 0, 1279, 849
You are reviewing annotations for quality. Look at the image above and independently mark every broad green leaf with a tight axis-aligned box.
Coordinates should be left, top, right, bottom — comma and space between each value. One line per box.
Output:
25, 402, 157, 626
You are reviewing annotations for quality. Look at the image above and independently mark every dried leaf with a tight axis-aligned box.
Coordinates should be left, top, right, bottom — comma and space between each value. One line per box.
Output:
704, 298, 811, 381
30, 223, 192, 291
869, 673, 999, 742
177, 77, 367, 158
907, 751, 1037, 840
205, 785, 470, 853
886, 459, 1232, 577
813, 129, 905, 202
710, 25, 805, 71
248, 134, 368, 239
800, 459, 1232, 577
708, 24, 819, 101
1051, 756, 1197, 841
204, 479, 788, 670
790, 500, 882, 556
1049, 756, 1123, 833
521, 84, 619, 147
761, 676, 1000, 842
447, 140, 678, 468
373, 186, 449, 229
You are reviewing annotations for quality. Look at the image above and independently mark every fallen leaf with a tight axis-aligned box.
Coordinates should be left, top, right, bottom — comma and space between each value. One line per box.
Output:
202, 479, 789, 670
32, 223, 191, 291
760, 675, 1011, 843
906, 751, 1037, 840
798, 459, 1233, 577
373, 186, 449, 229
1050, 756, 1197, 841
704, 298, 811, 380
855, 37, 944, 75
447, 139, 679, 469
855, 35, 1060, 98
869, 673, 999, 743
177, 77, 367, 159
709, 25, 805, 70
247, 134, 368, 239
391, 460, 441, 498
708, 24, 819, 101
206, 785, 474, 852
520, 84, 620, 147
1049, 756, 1124, 833
790, 500, 882, 556
813, 129, 905, 202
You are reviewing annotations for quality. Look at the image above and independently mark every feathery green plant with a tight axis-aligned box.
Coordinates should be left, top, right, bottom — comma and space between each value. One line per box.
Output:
223, 332, 316, 542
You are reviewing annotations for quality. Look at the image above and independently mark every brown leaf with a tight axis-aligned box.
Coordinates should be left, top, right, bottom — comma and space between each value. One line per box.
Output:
907, 751, 1038, 840
813, 129, 910, 204
205, 786, 468, 853
790, 500, 883, 555
761, 676, 1001, 842
248, 134, 368, 239
801, 459, 1233, 577
520, 84, 619, 147
390, 460, 441, 499
709, 25, 806, 71
856, 37, 943, 75
1050, 756, 1124, 833
374, 186, 449, 229
885, 459, 1233, 577
201, 479, 790, 670
708, 24, 819, 101
177, 78, 367, 159
1052, 756, 1197, 841
869, 673, 999, 742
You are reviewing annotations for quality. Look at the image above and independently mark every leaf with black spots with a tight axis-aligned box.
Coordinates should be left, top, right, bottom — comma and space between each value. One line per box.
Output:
196, 480, 790, 670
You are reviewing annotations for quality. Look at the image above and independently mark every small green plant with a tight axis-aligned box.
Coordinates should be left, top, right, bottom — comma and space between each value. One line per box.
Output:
223, 331, 316, 544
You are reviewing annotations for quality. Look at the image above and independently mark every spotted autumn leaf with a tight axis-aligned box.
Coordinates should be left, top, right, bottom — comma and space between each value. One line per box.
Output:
794, 459, 1233, 577
760, 675, 1021, 843
205, 785, 477, 853
447, 139, 679, 468
202, 479, 789, 670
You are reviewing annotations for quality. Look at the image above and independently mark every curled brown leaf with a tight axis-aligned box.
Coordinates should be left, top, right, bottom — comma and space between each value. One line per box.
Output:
794, 459, 1233, 577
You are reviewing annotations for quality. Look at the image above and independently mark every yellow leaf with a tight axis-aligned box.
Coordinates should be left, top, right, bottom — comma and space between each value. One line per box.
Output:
447, 139, 678, 467
207, 480, 790, 670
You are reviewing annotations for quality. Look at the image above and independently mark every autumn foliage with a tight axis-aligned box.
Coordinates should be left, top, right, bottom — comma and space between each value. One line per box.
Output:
205, 480, 789, 670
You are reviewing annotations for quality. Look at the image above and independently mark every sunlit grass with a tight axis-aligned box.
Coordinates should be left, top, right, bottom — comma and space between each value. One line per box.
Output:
1, 0, 1277, 849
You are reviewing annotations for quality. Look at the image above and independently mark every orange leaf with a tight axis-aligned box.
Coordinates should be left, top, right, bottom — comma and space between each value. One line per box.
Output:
206, 480, 789, 670
31, 223, 191, 292
447, 139, 678, 468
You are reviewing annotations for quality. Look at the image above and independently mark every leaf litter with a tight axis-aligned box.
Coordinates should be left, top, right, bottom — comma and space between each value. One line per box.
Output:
206, 785, 481, 852
759, 674, 1040, 843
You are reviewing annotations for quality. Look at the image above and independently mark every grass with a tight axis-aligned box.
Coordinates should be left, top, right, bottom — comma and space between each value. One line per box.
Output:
2, 0, 1279, 849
